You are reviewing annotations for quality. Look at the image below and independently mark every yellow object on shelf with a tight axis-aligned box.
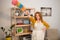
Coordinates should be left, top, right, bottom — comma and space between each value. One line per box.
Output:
6, 37, 11, 40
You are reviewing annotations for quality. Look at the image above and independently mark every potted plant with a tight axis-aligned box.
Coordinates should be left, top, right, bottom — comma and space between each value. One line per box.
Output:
0, 24, 15, 40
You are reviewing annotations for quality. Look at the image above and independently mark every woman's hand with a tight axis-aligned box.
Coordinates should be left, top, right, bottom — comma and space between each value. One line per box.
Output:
42, 27, 46, 31
24, 10, 30, 16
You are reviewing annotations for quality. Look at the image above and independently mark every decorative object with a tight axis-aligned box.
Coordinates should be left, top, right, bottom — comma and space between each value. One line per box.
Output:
15, 9, 23, 16
12, 0, 26, 11
23, 19, 30, 24
0, 24, 15, 40
24, 27, 28, 33
16, 18, 23, 25
17, 27, 23, 33
25, 8, 35, 16
41, 7, 52, 16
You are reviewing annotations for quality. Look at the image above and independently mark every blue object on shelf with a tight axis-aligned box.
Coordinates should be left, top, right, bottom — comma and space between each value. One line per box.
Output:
23, 19, 30, 24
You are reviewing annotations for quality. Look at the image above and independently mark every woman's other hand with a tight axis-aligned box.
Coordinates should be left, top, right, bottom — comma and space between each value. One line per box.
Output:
42, 27, 46, 31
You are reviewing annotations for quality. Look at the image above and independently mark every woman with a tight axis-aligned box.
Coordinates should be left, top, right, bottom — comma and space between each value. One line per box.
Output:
29, 12, 49, 40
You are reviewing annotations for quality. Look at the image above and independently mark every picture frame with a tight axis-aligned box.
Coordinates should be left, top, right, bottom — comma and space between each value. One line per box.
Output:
41, 7, 52, 16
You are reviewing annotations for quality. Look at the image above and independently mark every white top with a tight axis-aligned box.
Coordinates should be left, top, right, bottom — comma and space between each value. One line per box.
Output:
34, 21, 45, 30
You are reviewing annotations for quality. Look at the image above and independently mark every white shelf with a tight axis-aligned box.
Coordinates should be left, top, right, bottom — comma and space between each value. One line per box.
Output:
15, 24, 31, 27
15, 32, 32, 36
13, 16, 29, 18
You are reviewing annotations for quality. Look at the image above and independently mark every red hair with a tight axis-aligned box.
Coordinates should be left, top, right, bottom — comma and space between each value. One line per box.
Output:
34, 12, 43, 22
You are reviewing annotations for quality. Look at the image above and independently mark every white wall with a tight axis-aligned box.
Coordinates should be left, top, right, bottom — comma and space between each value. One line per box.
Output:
0, 0, 60, 38
0, 0, 12, 39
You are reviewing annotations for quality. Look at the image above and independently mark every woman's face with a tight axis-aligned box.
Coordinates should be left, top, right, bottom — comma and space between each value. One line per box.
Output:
36, 14, 40, 20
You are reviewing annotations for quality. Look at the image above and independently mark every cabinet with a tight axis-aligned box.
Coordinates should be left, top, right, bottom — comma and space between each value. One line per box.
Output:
11, 7, 33, 40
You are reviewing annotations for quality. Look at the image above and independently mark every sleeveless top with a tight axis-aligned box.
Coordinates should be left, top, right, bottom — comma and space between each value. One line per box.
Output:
34, 21, 45, 30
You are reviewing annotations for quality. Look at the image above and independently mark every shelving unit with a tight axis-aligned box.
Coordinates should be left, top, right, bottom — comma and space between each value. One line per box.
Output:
11, 7, 33, 40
